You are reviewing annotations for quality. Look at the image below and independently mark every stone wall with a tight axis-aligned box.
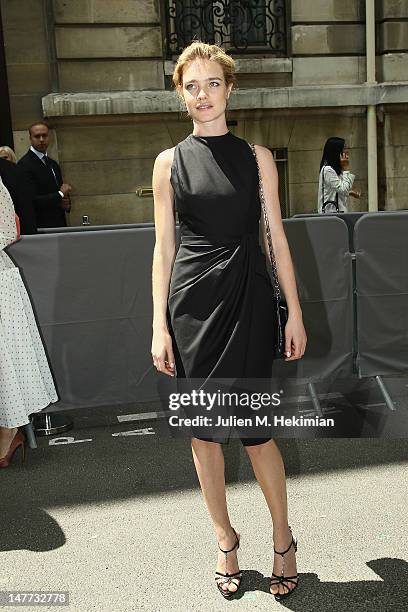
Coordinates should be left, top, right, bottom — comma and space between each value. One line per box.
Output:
57, 118, 191, 226
240, 110, 367, 215
0, 0, 58, 159
376, 1, 408, 210
377, 0, 408, 82
380, 109, 408, 211
1, 0, 407, 222
56, 110, 367, 225
54, 0, 164, 92
291, 0, 366, 86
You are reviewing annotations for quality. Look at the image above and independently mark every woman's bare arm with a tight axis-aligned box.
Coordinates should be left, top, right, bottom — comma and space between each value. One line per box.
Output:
255, 145, 307, 360
151, 147, 177, 375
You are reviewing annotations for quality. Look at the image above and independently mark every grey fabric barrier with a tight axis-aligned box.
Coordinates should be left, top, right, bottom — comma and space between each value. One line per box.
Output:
38, 223, 155, 234
354, 212, 408, 376
7, 228, 158, 409
272, 217, 354, 382
6, 218, 353, 410
292, 212, 367, 252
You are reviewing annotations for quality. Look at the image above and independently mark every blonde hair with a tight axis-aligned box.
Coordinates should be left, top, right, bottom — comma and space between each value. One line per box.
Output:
172, 41, 237, 99
0, 146, 17, 163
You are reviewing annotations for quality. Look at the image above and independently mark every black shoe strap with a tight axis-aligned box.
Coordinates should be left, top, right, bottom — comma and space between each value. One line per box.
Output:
218, 528, 238, 554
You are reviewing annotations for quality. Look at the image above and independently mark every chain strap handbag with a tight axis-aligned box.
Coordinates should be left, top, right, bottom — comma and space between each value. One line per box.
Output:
250, 143, 288, 359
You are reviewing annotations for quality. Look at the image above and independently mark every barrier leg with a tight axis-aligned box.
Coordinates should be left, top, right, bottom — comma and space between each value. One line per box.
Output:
33, 413, 73, 436
374, 376, 396, 411
307, 382, 324, 417
23, 421, 37, 449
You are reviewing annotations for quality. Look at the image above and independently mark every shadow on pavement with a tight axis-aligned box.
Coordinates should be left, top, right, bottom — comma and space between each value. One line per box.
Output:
1, 432, 408, 557
2, 432, 408, 504
229, 558, 408, 611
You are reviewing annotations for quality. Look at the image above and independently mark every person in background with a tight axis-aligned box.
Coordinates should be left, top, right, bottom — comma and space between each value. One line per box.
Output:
0, 146, 37, 234
18, 122, 72, 228
0, 146, 17, 164
0, 176, 58, 468
318, 137, 361, 213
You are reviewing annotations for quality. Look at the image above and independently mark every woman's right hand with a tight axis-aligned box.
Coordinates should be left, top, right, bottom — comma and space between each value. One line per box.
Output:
340, 151, 350, 171
151, 328, 176, 376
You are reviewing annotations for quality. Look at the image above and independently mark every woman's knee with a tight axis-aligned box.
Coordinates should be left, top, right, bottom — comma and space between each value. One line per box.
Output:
191, 436, 222, 450
244, 438, 274, 457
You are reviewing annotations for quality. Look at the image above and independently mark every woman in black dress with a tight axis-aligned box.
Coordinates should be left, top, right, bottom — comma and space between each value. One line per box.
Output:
151, 42, 307, 601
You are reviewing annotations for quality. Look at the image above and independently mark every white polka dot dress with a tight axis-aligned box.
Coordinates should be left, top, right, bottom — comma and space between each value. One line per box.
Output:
0, 177, 58, 428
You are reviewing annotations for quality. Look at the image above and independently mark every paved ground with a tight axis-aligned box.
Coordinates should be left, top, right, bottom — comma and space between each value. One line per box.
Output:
1, 378, 408, 612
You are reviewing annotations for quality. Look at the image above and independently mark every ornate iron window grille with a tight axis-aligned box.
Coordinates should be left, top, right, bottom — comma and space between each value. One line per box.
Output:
163, 1, 288, 57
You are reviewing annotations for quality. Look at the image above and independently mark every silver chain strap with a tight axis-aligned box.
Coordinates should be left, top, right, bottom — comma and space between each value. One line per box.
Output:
250, 143, 281, 300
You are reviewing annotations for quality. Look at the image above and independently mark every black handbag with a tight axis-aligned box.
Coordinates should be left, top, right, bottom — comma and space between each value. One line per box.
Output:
250, 144, 288, 359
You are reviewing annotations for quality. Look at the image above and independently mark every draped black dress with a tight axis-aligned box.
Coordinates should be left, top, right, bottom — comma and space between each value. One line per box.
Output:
167, 131, 276, 443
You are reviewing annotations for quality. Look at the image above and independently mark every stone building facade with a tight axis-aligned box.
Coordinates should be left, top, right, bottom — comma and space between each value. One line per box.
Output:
1, 0, 407, 225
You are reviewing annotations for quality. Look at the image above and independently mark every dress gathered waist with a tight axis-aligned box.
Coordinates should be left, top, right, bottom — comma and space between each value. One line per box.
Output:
180, 227, 259, 248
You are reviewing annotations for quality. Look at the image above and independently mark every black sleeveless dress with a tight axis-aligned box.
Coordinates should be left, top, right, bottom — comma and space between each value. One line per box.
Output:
168, 131, 275, 383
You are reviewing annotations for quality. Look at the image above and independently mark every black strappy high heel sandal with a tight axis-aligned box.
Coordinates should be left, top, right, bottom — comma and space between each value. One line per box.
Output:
215, 527, 242, 598
270, 526, 299, 601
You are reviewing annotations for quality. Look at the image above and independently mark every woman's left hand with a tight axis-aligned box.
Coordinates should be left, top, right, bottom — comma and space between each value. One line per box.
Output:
284, 313, 307, 361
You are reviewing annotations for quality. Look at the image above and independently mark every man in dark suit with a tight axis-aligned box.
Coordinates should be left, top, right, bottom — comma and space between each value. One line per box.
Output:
0, 157, 37, 234
18, 121, 72, 228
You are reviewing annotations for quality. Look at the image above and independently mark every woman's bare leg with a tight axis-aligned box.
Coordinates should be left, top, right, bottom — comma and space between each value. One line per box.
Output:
191, 437, 241, 593
245, 439, 297, 597
0, 426, 18, 458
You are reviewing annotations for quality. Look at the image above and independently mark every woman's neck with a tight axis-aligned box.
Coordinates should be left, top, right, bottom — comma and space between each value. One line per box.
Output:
192, 121, 229, 138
